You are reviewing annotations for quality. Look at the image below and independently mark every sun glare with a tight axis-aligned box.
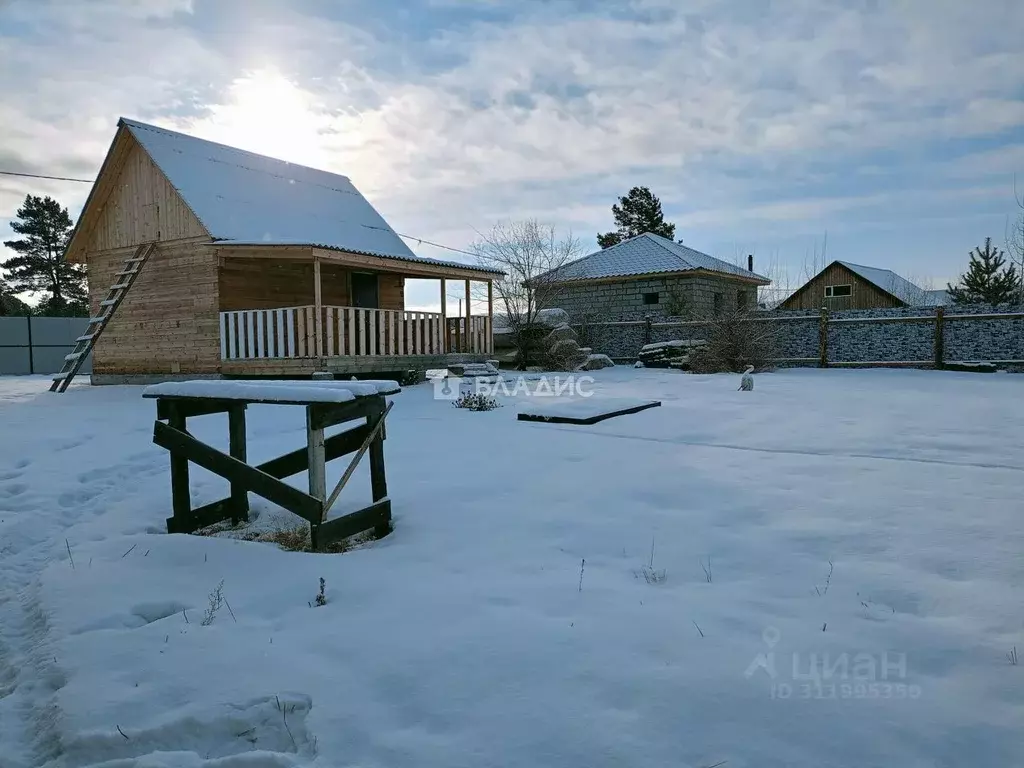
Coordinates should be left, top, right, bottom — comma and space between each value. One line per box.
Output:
190, 69, 335, 168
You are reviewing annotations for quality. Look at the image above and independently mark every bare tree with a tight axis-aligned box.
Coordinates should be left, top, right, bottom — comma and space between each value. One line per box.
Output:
1008, 178, 1024, 304
473, 220, 583, 368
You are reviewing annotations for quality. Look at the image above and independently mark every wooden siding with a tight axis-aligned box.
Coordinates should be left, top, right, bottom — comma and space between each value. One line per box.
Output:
378, 273, 404, 311
84, 134, 207, 254
218, 258, 404, 312
89, 238, 221, 375
780, 262, 904, 311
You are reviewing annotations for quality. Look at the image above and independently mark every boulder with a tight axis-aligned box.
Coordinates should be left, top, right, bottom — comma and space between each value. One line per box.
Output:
579, 353, 615, 371
546, 338, 588, 370
545, 323, 578, 345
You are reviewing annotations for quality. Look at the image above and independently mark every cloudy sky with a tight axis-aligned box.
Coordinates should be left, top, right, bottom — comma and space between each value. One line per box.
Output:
2, 0, 1023, 309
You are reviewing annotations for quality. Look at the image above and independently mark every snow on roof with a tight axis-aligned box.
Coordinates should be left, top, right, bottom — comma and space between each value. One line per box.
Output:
142, 379, 400, 403
121, 118, 501, 275
836, 261, 929, 304
924, 289, 950, 306
537, 233, 770, 284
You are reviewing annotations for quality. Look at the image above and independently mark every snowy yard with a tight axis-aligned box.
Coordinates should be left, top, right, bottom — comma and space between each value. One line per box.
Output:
1, 367, 1023, 767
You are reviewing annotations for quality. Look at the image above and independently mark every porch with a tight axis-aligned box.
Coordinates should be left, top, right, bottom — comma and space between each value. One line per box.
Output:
215, 243, 499, 377
219, 304, 493, 376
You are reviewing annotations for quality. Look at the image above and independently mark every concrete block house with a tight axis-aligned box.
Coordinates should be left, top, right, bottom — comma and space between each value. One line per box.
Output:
538, 233, 770, 321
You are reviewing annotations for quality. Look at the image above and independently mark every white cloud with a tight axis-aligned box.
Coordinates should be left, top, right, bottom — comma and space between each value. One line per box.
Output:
2, 0, 1023, 295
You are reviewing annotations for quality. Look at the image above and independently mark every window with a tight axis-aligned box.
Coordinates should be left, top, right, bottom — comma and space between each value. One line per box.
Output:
713, 293, 723, 314
737, 291, 747, 310
643, 292, 660, 305
825, 284, 852, 298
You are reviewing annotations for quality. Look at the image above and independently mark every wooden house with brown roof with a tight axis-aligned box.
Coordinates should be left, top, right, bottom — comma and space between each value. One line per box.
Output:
59, 118, 499, 387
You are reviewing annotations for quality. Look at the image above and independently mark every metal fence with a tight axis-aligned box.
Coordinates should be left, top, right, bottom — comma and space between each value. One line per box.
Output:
0, 316, 92, 375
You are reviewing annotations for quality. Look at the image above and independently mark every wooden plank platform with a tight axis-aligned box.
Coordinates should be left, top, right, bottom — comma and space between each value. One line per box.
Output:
517, 398, 662, 425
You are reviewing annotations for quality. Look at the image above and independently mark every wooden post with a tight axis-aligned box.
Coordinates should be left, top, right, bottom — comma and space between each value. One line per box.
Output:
934, 306, 945, 370
313, 257, 323, 359
367, 402, 389, 537
643, 315, 652, 346
819, 307, 829, 368
465, 279, 472, 353
306, 405, 327, 519
227, 404, 249, 524
487, 280, 494, 355
167, 403, 191, 523
440, 278, 447, 353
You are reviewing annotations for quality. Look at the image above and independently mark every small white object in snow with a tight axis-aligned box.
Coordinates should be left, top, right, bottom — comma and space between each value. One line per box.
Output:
739, 365, 754, 391
634, 361, 644, 368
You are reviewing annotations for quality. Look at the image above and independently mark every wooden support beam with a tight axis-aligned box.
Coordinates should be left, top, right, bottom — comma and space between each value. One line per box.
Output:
323, 400, 393, 516
307, 407, 327, 522
465, 279, 472, 353
487, 280, 494, 355
440, 277, 447, 353
167, 403, 191, 524
157, 398, 234, 420
306, 397, 378, 431
934, 306, 945, 370
256, 422, 372, 479
228, 404, 249, 524
312, 499, 391, 551
153, 421, 322, 522
313, 257, 323, 358
166, 498, 235, 535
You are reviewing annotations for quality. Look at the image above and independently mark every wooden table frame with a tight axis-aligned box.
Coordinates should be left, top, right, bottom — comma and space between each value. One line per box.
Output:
146, 393, 393, 551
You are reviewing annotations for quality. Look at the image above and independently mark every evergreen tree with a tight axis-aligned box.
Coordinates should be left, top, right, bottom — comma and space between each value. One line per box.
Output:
597, 186, 676, 249
0, 272, 30, 316
946, 237, 1021, 305
2, 195, 87, 315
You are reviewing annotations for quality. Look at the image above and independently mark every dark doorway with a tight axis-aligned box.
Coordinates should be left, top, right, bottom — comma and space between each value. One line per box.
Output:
351, 273, 379, 308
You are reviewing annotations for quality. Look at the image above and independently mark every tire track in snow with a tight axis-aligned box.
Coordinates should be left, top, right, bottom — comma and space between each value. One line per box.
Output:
534, 425, 1024, 473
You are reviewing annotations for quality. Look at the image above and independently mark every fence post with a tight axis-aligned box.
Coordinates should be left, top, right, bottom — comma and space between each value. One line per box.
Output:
643, 315, 652, 346
26, 316, 34, 375
934, 306, 945, 370
818, 307, 829, 368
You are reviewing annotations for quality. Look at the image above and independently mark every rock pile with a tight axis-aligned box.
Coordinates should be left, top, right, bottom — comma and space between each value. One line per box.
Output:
637, 339, 708, 370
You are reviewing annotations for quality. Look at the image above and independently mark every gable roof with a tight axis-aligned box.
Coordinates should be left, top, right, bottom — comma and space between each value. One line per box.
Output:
69, 118, 501, 274
836, 261, 926, 303
538, 233, 770, 284
781, 260, 942, 308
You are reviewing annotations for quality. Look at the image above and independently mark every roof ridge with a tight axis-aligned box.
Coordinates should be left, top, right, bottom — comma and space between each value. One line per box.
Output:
122, 118, 361, 198
837, 259, 896, 274
642, 232, 695, 269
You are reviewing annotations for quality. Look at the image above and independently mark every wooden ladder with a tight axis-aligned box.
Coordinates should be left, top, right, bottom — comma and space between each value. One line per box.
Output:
50, 242, 157, 393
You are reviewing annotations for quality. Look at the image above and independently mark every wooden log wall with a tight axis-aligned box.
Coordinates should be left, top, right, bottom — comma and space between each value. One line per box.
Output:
88, 237, 221, 374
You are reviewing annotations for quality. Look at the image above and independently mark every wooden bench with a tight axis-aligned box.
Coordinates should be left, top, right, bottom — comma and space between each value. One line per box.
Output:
144, 379, 399, 551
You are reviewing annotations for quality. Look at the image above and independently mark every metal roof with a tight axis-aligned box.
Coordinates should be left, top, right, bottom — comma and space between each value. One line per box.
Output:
836, 261, 930, 305
120, 118, 500, 274
539, 233, 770, 283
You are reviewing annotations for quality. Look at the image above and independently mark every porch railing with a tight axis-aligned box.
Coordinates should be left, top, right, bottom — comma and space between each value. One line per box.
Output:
220, 305, 492, 360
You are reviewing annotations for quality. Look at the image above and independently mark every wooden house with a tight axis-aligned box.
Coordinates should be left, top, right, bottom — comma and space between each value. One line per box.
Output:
64, 118, 500, 384
779, 260, 941, 311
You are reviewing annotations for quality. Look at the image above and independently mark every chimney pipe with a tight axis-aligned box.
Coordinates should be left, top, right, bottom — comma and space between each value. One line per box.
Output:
747, 254, 754, 272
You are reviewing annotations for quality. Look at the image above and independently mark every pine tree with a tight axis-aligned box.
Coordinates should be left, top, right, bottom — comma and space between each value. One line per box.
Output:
597, 186, 676, 249
2, 194, 87, 316
0, 272, 30, 316
946, 237, 1021, 306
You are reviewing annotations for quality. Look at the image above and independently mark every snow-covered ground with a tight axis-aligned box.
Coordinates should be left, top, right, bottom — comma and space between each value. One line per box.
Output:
1, 368, 1023, 767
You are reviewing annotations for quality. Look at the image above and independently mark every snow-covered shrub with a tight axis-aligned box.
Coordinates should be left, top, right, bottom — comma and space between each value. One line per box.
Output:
453, 392, 500, 411
687, 309, 778, 373
201, 580, 225, 626
315, 578, 327, 607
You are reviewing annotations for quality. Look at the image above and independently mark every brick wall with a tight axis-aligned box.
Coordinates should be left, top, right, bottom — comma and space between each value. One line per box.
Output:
548, 275, 758, 322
